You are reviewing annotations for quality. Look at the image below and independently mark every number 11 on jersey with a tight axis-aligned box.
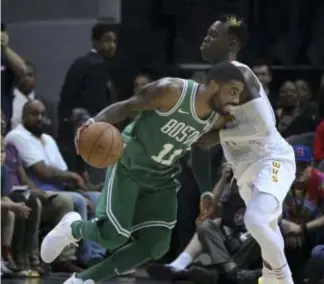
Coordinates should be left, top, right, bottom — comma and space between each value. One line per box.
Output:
151, 143, 183, 166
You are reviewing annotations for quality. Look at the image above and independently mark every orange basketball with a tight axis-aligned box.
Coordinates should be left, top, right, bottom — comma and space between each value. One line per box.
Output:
78, 122, 124, 168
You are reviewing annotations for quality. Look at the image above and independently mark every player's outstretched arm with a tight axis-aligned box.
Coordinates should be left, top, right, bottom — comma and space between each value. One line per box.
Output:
93, 79, 173, 125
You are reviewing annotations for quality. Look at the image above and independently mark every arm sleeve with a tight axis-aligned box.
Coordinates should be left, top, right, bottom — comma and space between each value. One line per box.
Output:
219, 98, 273, 142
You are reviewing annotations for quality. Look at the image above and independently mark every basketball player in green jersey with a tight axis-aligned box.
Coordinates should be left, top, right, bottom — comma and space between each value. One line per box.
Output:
41, 62, 245, 284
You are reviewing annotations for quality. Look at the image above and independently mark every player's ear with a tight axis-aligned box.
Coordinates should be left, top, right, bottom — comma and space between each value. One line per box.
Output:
208, 80, 219, 92
228, 38, 238, 52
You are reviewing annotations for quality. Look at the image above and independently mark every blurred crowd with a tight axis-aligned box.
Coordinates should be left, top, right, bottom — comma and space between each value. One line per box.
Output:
1, 19, 324, 284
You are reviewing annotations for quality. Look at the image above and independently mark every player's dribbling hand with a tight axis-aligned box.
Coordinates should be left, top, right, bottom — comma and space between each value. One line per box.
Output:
74, 118, 95, 154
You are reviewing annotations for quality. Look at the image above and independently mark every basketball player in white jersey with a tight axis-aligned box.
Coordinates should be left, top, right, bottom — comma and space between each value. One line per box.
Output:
197, 16, 296, 284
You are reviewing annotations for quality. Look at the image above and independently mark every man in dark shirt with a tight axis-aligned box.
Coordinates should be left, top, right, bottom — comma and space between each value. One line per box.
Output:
1, 23, 27, 132
57, 22, 117, 150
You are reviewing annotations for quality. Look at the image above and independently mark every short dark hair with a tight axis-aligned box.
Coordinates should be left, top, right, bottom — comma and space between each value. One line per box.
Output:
91, 22, 115, 41
207, 62, 245, 83
22, 99, 47, 116
218, 14, 248, 47
25, 60, 36, 73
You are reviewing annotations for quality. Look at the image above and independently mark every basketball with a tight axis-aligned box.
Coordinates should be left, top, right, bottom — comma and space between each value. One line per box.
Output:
78, 122, 124, 168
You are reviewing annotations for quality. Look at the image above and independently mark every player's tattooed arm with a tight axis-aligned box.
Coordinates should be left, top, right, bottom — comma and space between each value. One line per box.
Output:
93, 79, 175, 124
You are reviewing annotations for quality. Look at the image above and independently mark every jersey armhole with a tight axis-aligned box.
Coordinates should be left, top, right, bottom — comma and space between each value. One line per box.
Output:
155, 79, 188, 116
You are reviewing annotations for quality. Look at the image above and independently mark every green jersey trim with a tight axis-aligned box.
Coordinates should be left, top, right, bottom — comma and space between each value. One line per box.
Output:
155, 79, 188, 117
190, 82, 215, 124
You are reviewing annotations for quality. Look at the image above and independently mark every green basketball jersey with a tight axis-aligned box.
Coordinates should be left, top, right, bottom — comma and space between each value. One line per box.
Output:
120, 79, 218, 190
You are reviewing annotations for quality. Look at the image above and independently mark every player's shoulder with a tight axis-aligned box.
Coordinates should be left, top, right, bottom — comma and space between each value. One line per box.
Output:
155, 77, 186, 93
231, 61, 260, 91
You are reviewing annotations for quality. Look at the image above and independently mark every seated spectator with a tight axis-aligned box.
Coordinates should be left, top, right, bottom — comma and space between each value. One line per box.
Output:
276, 81, 300, 135
282, 145, 324, 276
314, 120, 324, 171
147, 164, 261, 284
5, 100, 106, 266
303, 245, 324, 283
295, 79, 319, 128
314, 95, 324, 171
1, 110, 81, 273
1, 137, 31, 277
277, 80, 319, 137
251, 62, 277, 106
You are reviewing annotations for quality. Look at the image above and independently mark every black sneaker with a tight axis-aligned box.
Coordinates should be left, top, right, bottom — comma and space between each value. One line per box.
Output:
146, 264, 188, 281
187, 266, 219, 284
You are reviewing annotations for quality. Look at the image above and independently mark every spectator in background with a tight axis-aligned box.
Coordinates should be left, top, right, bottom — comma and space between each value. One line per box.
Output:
6, 100, 106, 266
11, 61, 53, 132
282, 145, 324, 275
314, 120, 324, 171
276, 81, 299, 133
57, 22, 117, 169
295, 79, 319, 130
1, 137, 32, 277
1, 110, 82, 273
314, 86, 324, 171
251, 62, 276, 106
1, 23, 27, 132
3, 141, 42, 276
303, 245, 324, 283
133, 73, 151, 94
148, 165, 260, 284
11, 61, 36, 129
1, 137, 27, 276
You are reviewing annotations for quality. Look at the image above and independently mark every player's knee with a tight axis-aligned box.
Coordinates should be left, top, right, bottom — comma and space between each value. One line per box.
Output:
196, 219, 217, 236
98, 220, 129, 250
244, 206, 265, 231
138, 228, 171, 260
149, 232, 171, 260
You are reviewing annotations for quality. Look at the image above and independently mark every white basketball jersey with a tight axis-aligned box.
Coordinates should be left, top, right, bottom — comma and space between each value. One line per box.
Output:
220, 61, 295, 180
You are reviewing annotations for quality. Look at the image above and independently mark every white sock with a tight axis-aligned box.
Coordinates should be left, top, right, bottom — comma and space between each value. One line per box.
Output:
168, 252, 193, 270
